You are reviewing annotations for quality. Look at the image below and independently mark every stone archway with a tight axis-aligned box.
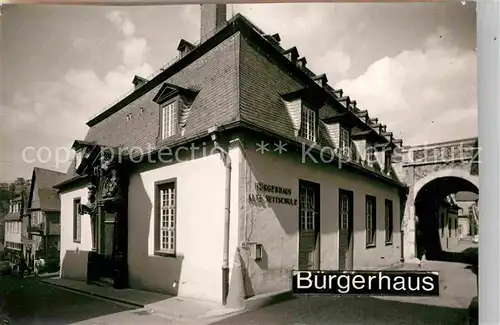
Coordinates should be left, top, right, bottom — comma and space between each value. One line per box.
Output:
397, 137, 479, 262
413, 171, 478, 261
414, 169, 479, 201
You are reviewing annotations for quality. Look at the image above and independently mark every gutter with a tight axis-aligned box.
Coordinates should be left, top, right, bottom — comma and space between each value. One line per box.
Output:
208, 126, 232, 306
399, 187, 410, 262
56, 120, 407, 192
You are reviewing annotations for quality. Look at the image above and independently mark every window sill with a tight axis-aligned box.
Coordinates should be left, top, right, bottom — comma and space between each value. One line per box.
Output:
297, 137, 317, 147
154, 251, 176, 258
73, 240, 81, 244
366, 244, 376, 249
385, 241, 393, 246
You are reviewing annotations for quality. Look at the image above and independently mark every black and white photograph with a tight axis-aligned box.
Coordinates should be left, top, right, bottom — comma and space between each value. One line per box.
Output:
0, 1, 483, 324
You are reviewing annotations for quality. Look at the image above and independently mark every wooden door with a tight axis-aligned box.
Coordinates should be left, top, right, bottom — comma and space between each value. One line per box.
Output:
95, 209, 116, 279
338, 189, 354, 270
298, 180, 320, 270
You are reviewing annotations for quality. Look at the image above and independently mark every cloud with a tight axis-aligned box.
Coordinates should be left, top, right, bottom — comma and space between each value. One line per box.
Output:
335, 26, 477, 145
314, 50, 352, 80
106, 11, 136, 38
107, 10, 151, 67
72, 37, 91, 50
1, 11, 154, 180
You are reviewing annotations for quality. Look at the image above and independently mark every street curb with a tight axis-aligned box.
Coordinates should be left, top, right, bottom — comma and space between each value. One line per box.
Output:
237, 264, 405, 313
40, 279, 145, 308
244, 289, 294, 312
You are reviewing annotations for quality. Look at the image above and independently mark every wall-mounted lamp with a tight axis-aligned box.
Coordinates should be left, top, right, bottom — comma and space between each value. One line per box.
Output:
208, 126, 219, 141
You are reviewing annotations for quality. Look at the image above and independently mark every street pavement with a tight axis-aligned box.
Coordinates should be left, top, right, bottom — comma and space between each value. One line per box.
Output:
0, 259, 476, 325
0, 275, 133, 325
212, 260, 476, 325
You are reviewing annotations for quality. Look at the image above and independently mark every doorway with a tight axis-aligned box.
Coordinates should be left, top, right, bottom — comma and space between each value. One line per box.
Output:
298, 180, 320, 270
96, 209, 117, 284
338, 189, 354, 270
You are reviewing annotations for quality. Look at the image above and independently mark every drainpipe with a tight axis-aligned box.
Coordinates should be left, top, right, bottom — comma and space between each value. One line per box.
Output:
400, 187, 409, 262
208, 126, 232, 306
400, 228, 405, 262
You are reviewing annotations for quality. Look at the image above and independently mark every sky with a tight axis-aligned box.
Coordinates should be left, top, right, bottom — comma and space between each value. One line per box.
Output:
0, 2, 477, 182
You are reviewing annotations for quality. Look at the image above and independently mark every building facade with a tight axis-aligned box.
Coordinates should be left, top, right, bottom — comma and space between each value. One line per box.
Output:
455, 191, 479, 237
3, 196, 25, 261
55, 5, 408, 306
0, 213, 5, 253
437, 195, 461, 249
23, 167, 65, 269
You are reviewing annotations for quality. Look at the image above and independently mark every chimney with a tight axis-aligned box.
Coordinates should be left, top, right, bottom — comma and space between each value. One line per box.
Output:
200, 4, 227, 40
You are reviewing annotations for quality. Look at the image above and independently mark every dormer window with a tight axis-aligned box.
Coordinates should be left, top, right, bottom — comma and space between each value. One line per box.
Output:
384, 150, 392, 173
281, 88, 326, 143
132, 75, 148, 89
161, 101, 178, 139
312, 74, 328, 88
299, 105, 316, 142
126, 113, 132, 123
366, 142, 376, 166
297, 57, 307, 69
153, 82, 199, 141
177, 39, 196, 59
339, 126, 351, 158
75, 150, 83, 170
283, 47, 299, 64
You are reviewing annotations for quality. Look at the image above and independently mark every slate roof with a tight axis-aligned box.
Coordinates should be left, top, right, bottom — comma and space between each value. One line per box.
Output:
56, 13, 406, 190
28, 167, 66, 211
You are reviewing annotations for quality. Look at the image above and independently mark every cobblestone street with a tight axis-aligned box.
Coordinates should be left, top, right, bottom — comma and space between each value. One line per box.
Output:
0, 259, 476, 325
212, 260, 477, 325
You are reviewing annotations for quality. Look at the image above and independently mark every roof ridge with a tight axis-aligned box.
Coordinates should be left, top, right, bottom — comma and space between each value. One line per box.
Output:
34, 166, 66, 175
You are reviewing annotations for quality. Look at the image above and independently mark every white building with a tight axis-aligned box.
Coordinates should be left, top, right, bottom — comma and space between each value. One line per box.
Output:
3, 196, 24, 260
55, 6, 408, 306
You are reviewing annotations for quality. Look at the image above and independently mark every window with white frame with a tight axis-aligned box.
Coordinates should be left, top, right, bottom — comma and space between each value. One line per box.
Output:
161, 101, 178, 139
366, 143, 376, 165
385, 199, 393, 244
75, 150, 83, 169
340, 192, 349, 230
384, 150, 392, 173
339, 126, 351, 158
73, 198, 81, 243
366, 195, 377, 247
299, 185, 316, 231
31, 211, 43, 226
156, 181, 176, 255
299, 106, 316, 142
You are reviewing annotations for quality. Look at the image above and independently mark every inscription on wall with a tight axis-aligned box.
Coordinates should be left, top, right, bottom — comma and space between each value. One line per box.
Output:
248, 182, 298, 206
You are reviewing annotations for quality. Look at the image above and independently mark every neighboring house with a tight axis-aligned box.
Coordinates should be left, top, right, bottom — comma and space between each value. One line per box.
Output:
23, 167, 66, 268
0, 213, 5, 253
456, 191, 479, 237
438, 194, 461, 249
3, 196, 25, 261
55, 5, 407, 306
